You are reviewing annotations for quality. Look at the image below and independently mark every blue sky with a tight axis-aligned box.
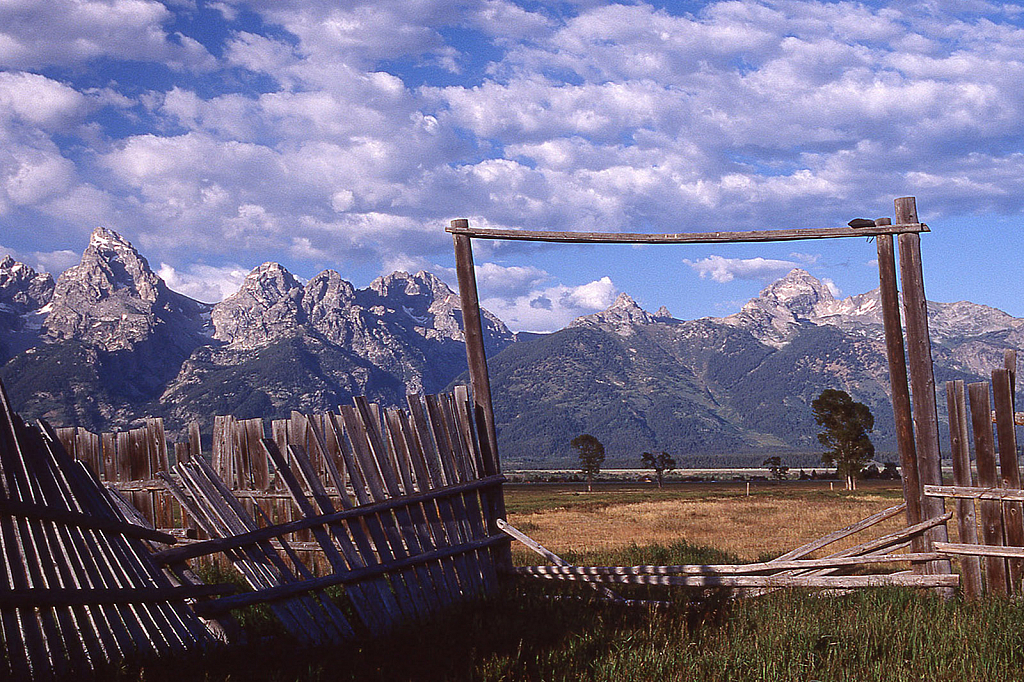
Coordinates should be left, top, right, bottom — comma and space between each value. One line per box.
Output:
2, 0, 1024, 331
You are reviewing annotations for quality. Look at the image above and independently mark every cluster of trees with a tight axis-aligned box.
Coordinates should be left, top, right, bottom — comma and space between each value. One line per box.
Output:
569, 388, 885, 490
569, 435, 679, 491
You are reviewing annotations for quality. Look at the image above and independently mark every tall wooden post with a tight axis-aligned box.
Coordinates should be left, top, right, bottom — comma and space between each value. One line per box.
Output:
452, 221, 510, 567
993, 368, 1024, 593
895, 196, 951, 575
876, 229, 923, 559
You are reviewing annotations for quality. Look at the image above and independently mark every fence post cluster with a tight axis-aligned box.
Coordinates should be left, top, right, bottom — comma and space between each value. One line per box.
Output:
927, 352, 1024, 597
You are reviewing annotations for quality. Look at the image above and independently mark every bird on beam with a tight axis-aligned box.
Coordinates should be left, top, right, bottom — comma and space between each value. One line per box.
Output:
848, 218, 876, 228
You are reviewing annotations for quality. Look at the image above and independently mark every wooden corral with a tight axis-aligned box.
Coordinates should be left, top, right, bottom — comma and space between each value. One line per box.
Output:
9, 194, 1024, 679
446, 196, 959, 590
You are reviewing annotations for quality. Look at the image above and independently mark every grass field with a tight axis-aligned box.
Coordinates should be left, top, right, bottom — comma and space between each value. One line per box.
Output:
114, 482, 1024, 681
505, 480, 908, 561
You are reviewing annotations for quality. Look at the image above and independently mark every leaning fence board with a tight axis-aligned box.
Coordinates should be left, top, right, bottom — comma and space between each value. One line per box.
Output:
509, 554, 945, 578
770, 503, 907, 563
497, 519, 623, 602
509, 568, 958, 589
195, 534, 510, 616
0, 379, 214, 681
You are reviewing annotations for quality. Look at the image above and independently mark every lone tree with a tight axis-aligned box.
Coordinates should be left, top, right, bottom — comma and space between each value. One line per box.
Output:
762, 455, 789, 481
811, 388, 874, 490
641, 451, 677, 488
571, 434, 605, 492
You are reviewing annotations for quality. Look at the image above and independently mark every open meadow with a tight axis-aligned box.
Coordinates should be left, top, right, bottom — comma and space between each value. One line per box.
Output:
504, 479, 909, 561
108, 480, 1024, 682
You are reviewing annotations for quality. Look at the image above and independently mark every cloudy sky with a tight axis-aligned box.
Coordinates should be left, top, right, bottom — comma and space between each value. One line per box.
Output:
2, 0, 1024, 331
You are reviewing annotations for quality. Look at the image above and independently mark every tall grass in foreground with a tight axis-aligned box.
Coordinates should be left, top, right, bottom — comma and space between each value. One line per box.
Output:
113, 542, 1024, 681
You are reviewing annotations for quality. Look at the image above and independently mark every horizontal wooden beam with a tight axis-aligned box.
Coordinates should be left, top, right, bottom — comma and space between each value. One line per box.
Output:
935, 542, 1024, 559
153, 473, 506, 565
445, 223, 928, 244
0, 583, 235, 609
925, 485, 1024, 502
508, 568, 958, 589
501, 553, 942, 577
0, 495, 177, 544
194, 533, 510, 615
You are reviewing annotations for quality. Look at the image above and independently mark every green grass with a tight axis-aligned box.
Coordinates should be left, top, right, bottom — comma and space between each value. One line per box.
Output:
110, 540, 1024, 681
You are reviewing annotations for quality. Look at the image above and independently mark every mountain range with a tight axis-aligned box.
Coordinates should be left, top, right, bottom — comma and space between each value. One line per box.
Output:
1, 227, 1020, 468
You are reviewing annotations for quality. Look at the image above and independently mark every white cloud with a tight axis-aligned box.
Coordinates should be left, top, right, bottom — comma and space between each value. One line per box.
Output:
0, 244, 80, 274
474, 262, 549, 299
7, 0, 1024, 283
685, 255, 805, 284
158, 262, 249, 303
482, 275, 618, 332
0, 0, 215, 70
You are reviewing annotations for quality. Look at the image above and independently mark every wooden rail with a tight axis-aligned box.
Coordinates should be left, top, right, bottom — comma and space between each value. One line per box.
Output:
446, 223, 928, 243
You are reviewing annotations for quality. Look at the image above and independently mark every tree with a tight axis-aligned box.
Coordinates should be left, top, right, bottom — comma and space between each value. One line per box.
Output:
762, 455, 789, 481
641, 451, 677, 488
811, 388, 875, 490
571, 434, 605, 492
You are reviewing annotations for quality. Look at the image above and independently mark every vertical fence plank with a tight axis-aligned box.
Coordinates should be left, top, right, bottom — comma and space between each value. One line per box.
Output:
947, 380, 983, 598
993, 368, 1024, 594
969, 381, 1009, 595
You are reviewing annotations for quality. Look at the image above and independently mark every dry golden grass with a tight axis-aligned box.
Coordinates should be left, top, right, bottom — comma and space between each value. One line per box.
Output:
507, 485, 915, 562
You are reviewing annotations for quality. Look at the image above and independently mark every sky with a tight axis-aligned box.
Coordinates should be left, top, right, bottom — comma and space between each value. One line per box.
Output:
2, 0, 1024, 332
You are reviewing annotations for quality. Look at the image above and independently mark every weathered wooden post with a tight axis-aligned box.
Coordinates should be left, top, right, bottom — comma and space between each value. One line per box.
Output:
993, 367, 1024, 593
452, 220, 510, 569
895, 196, 951, 576
876, 225, 924, 566
947, 380, 983, 598
969, 381, 1009, 595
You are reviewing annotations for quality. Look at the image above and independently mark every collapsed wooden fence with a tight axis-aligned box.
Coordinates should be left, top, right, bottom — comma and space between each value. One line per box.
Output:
2, 381, 509, 679
0, 381, 222, 681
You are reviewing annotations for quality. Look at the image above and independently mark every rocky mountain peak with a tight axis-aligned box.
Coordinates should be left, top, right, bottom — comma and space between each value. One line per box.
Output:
571, 292, 657, 334
212, 262, 306, 348
654, 305, 673, 319
720, 269, 834, 347
238, 262, 304, 306
366, 270, 454, 314
74, 226, 163, 303
756, 268, 835, 316
44, 228, 205, 351
0, 256, 54, 315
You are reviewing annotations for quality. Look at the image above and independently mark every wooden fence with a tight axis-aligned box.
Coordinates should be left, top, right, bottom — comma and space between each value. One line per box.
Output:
923, 351, 1024, 598
0, 381, 224, 681
3, 382, 508, 679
